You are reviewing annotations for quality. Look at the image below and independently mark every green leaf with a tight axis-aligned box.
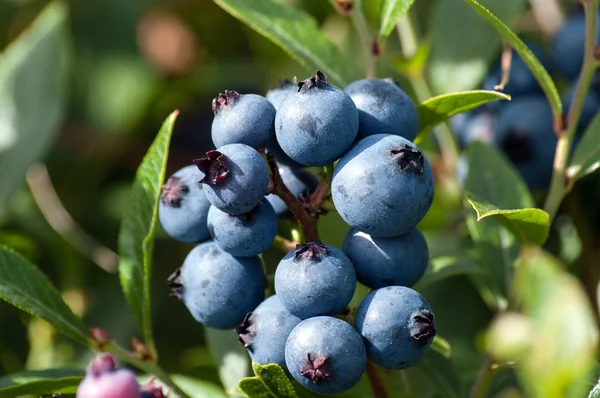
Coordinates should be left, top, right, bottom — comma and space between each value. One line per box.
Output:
238, 363, 298, 398
429, 0, 527, 93
158, 375, 226, 398
0, 367, 84, 396
466, 192, 550, 245
213, 0, 353, 86
0, 1, 70, 219
0, 246, 92, 347
462, 0, 562, 124
118, 111, 178, 351
414, 256, 484, 290
431, 336, 452, 359
513, 249, 598, 398
379, 0, 416, 38
568, 111, 600, 181
416, 90, 510, 137
205, 328, 252, 394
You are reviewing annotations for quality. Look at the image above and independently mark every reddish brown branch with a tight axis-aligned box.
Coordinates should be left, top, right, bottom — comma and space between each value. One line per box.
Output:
366, 361, 390, 398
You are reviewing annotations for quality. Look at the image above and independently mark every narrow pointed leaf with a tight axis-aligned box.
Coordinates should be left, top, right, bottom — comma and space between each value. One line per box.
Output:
118, 111, 178, 351
379, 0, 416, 38
568, 112, 600, 181
416, 90, 510, 137
462, 0, 562, 126
213, 0, 353, 86
238, 363, 298, 398
0, 368, 84, 396
0, 246, 92, 347
466, 192, 550, 245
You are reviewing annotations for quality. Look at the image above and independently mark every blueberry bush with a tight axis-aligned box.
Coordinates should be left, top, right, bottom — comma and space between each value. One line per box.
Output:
1, 0, 600, 397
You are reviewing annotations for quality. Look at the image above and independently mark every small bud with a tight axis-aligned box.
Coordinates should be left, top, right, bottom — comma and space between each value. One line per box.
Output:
90, 328, 112, 349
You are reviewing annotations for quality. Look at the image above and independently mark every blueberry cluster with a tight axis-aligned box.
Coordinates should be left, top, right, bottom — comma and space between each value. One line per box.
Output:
160, 71, 436, 394
455, 10, 600, 190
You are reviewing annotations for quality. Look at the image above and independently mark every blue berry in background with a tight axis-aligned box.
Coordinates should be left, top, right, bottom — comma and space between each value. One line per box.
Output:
169, 240, 265, 329
459, 110, 496, 147
158, 165, 211, 243
266, 138, 304, 168
266, 164, 320, 217
342, 227, 429, 289
236, 295, 302, 371
76, 354, 140, 398
483, 43, 549, 98
332, 134, 434, 237
563, 81, 599, 131
266, 80, 294, 110
493, 96, 556, 191
194, 144, 269, 215
275, 71, 359, 166
552, 14, 600, 79
211, 90, 276, 149
207, 200, 277, 257
344, 78, 420, 141
285, 316, 366, 394
355, 286, 436, 370
275, 242, 356, 319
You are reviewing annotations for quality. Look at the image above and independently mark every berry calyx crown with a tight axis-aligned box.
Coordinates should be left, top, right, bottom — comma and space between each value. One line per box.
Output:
194, 150, 229, 185
391, 144, 425, 175
293, 242, 329, 261
294, 70, 328, 94
410, 309, 436, 346
212, 90, 240, 115
161, 176, 190, 208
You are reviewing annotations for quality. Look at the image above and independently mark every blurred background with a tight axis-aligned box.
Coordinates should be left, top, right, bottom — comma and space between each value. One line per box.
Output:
0, 0, 594, 397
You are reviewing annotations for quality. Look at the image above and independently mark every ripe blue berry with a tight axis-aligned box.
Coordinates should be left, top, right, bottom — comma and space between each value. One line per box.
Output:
158, 165, 211, 243
207, 201, 278, 257
266, 80, 294, 110
76, 354, 140, 398
275, 71, 358, 166
211, 90, 276, 149
332, 134, 434, 237
344, 78, 420, 141
274, 242, 356, 319
266, 164, 320, 217
285, 316, 366, 394
342, 227, 429, 289
354, 286, 436, 370
552, 14, 600, 79
169, 241, 265, 329
493, 96, 556, 190
194, 144, 269, 215
236, 295, 302, 371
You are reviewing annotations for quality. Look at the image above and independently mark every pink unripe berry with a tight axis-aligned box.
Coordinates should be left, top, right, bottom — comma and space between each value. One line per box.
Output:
76, 354, 140, 398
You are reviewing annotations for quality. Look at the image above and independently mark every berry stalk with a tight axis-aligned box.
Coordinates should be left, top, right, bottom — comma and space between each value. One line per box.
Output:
544, 0, 600, 221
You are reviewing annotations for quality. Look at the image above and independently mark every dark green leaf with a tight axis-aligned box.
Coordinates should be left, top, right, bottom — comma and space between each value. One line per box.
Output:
513, 249, 598, 397
414, 256, 484, 290
0, 1, 69, 218
238, 363, 298, 398
568, 111, 600, 181
0, 246, 92, 347
431, 336, 452, 359
118, 111, 178, 350
416, 90, 510, 137
462, 0, 562, 124
205, 328, 252, 394
379, 0, 416, 38
0, 367, 84, 396
157, 375, 226, 398
429, 0, 527, 93
466, 192, 550, 245
213, 0, 353, 86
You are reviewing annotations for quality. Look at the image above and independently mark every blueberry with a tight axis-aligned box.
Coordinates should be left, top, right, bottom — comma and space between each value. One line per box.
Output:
266, 138, 304, 168
158, 165, 211, 243
266, 164, 320, 217
274, 242, 356, 319
342, 227, 428, 289
211, 90, 276, 149
332, 134, 434, 237
493, 96, 556, 190
344, 78, 420, 141
552, 14, 600, 79
285, 316, 366, 394
354, 286, 436, 370
275, 71, 359, 166
194, 144, 269, 215
169, 240, 265, 329
76, 354, 140, 398
459, 111, 496, 147
236, 295, 302, 371
266, 80, 294, 110
207, 201, 278, 257
563, 81, 599, 131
